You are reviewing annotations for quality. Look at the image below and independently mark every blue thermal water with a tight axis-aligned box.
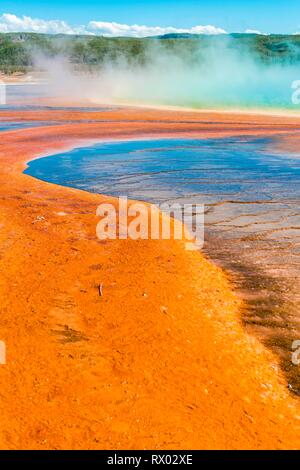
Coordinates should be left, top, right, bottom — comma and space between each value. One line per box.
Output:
24, 137, 300, 206
0, 121, 66, 131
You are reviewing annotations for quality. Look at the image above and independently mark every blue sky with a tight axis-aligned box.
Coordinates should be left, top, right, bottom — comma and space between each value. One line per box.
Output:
0, 0, 299, 35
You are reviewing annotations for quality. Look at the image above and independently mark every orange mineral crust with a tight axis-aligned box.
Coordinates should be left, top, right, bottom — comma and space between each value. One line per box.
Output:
0, 107, 299, 449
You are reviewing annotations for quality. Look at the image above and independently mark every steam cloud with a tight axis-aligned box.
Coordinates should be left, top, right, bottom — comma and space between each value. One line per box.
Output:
33, 38, 300, 111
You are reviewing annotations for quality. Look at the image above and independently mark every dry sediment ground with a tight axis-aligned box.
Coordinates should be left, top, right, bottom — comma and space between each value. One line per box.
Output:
0, 107, 299, 449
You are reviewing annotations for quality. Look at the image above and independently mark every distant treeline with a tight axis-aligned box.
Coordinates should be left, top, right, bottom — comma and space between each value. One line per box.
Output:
1, 32, 300, 73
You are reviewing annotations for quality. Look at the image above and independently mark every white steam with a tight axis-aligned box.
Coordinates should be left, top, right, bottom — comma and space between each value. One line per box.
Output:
33, 40, 300, 110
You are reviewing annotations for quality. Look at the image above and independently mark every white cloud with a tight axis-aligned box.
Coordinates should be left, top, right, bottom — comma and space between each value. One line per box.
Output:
244, 29, 268, 35
0, 13, 227, 37
0, 13, 91, 35
0, 13, 270, 38
88, 21, 227, 37
0, 12, 275, 39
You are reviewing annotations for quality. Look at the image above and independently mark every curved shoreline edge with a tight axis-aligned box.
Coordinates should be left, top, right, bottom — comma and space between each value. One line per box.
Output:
0, 108, 299, 449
